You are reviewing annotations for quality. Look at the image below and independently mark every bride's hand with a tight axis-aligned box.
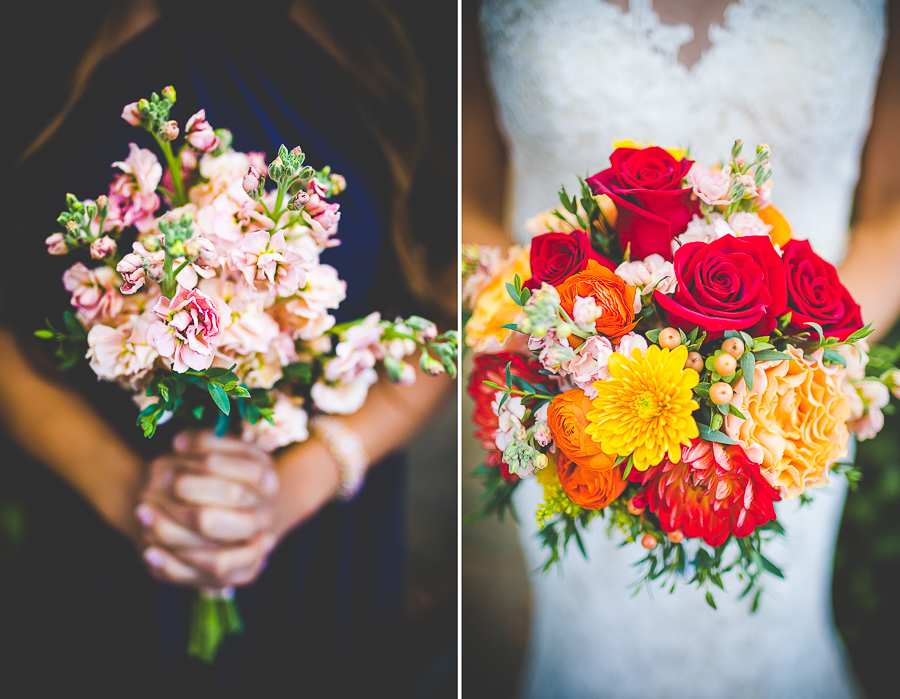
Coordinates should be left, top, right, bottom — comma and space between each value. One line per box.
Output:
136, 430, 280, 587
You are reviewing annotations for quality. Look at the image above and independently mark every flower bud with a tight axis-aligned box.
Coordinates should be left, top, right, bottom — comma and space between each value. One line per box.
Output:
65, 220, 79, 233
515, 427, 528, 442
290, 146, 303, 159
268, 156, 283, 180
288, 190, 310, 211
45, 233, 68, 255
137, 98, 150, 115
534, 453, 549, 470
242, 166, 262, 198
419, 352, 444, 376
141, 235, 162, 252
557, 323, 573, 340
121, 102, 143, 126
731, 139, 743, 159
329, 173, 347, 193
161, 85, 177, 103
185, 110, 219, 152
96, 194, 108, 210
90, 236, 117, 260
159, 120, 179, 142
181, 149, 198, 171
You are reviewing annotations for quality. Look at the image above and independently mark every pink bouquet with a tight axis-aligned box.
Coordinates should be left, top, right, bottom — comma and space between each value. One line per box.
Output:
40, 86, 457, 660
464, 140, 898, 609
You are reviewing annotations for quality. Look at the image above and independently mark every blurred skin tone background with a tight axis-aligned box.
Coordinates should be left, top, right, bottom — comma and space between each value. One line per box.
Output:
462, 0, 900, 697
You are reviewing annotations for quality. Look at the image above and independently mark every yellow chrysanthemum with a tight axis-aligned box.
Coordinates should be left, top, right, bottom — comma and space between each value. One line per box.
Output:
585, 345, 700, 471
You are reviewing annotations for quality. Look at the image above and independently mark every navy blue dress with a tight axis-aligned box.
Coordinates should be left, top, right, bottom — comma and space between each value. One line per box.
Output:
1, 15, 410, 697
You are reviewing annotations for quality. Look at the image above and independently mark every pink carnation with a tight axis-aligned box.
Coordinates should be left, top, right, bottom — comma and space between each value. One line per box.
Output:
149, 286, 230, 372
562, 335, 613, 398
90, 236, 117, 260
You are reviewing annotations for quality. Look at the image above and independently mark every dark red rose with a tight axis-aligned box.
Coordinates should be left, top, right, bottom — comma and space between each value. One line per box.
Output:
781, 239, 863, 340
468, 352, 552, 483
523, 230, 616, 291
654, 235, 787, 336
587, 147, 700, 261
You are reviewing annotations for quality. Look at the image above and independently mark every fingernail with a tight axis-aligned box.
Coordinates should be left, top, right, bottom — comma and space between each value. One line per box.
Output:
262, 534, 277, 555
262, 470, 279, 495
135, 504, 154, 527
144, 548, 164, 568
173, 433, 190, 451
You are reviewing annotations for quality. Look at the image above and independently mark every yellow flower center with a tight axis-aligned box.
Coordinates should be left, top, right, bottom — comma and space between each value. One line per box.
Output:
633, 391, 661, 419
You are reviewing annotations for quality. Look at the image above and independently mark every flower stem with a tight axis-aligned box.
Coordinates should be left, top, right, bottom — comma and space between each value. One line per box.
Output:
155, 135, 186, 207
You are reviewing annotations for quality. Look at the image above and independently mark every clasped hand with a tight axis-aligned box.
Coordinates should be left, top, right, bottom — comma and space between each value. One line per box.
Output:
136, 430, 279, 588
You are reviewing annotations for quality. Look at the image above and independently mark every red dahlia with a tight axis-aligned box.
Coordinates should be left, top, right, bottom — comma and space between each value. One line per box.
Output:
468, 352, 551, 483
628, 440, 780, 546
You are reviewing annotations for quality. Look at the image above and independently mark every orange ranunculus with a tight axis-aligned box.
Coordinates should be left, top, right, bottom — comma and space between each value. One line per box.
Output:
465, 245, 531, 353
724, 345, 850, 500
547, 389, 616, 470
758, 205, 791, 246
557, 456, 627, 510
557, 260, 637, 343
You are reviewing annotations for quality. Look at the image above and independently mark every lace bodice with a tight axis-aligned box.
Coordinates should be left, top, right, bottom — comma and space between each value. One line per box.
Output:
479, 1, 886, 697
482, 0, 886, 263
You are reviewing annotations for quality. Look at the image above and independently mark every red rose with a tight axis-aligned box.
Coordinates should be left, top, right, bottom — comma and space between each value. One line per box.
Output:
781, 239, 863, 340
523, 230, 616, 291
587, 147, 699, 261
468, 352, 552, 483
654, 235, 787, 336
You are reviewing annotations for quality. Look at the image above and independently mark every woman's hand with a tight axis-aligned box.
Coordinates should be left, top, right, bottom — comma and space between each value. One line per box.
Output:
136, 431, 280, 587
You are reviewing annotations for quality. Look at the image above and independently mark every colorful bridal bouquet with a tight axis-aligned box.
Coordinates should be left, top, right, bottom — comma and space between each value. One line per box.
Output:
39, 87, 457, 659
463, 140, 899, 609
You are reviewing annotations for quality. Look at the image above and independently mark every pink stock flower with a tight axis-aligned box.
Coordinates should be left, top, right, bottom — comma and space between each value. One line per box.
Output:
615, 253, 677, 297
86, 314, 158, 383
311, 368, 379, 414
562, 335, 613, 398
185, 110, 219, 152
271, 264, 346, 340
149, 286, 230, 372
121, 102, 142, 126
849, 380, 890, 441
242, 392, 309, 452
687, 164, 732, 206
117, 252, 147, 294
616, 332, 649, 359
63, 263, 123, 323
727, 212, 772, 237
230, 230, 311, 297
90, 236, 117, 260
46, 233, 68, 255
106, 143, 162, 232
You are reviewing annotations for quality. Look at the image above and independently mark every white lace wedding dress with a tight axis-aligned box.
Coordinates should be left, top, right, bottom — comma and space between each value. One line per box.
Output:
479, 1, 887, 697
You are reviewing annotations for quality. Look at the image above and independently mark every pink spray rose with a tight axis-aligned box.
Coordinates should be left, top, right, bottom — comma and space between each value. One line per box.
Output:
687, 164, 732, 206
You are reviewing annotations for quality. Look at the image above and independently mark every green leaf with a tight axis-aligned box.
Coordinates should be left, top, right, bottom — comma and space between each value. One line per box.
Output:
750, 589, 762, 613
728, 404, 747, 419
697, 423, 737, 445
506, 282, 522, 306
646, 328, 662, 344
501, 323, 519, 331
844, 322, 874, 344
208, 382, 230, 415
803, 321, 825, 345
822, 349, 847, 367
192, 405, 205, 420
34, 329, 54, 339
705, 591, 717, 610
519, 287, 531, 305
752, 350, 791, 362
758, 554, 784, 579
740, 351, 755, 391
723, 330, 741, 340
228, 385, 251, 398
694, 382, 711, 399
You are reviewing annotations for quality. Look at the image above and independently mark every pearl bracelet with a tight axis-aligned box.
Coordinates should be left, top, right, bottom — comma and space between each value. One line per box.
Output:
309, 416, 369, 501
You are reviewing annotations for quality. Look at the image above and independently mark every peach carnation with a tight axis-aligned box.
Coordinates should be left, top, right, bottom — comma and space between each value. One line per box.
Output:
724, 345, 850, 499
